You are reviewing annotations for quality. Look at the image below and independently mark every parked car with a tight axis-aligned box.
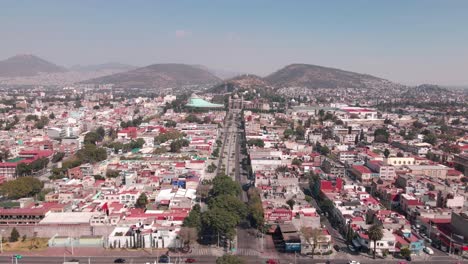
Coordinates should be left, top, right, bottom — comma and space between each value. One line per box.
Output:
114, 259, 126, 263
266, 259, 279, 264
159, 255, 169, 263
347, 261, 360, 264
185, 258, 196, 263
423, 247, 434, 255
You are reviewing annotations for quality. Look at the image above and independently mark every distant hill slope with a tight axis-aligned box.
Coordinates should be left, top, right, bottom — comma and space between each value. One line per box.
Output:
265, 63, 389, 89
70, 62, 136, 72
0, 54, 66, 77
192, 65, 243, 79
83, 63, 221, 88
402, 84, 449, 98
207, 74, 271, 94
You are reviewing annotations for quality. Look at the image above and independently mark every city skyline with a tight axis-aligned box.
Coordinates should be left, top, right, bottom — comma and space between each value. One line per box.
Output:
1, 0, 468, 85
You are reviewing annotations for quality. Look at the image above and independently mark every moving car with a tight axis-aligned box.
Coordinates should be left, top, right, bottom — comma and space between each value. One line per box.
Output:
266, 259, 280, 264
114, 259, 126, 263
185, 258, 196, 263
423, 246, 434, 255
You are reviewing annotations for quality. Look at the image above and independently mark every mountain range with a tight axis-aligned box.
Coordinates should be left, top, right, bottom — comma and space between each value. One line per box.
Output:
82, 63, 221, 88
265, 63, 386, 89
0, 54, 401, 91
69, 62, 136, 72
0, 54, 66, 77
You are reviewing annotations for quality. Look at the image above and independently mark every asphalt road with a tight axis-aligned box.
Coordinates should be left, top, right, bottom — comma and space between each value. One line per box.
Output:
1, 255, 464, 264
0, 255, 218, 264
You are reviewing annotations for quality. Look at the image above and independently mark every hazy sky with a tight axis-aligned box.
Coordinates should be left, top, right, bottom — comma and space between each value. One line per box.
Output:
1, 0, 468, 85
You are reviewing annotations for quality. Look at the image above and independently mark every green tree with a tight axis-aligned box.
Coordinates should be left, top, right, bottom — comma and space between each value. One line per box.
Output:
185, 114, 202, 123
283, 128, 294, 139
295, 125, 305, 140
286, 199, 295, 210
320, 145, 330, 156
400, 247, 411, 258
368, 224, 384, 259
96, 126, 106, 141
202, 207, 239, 240
0, 177, 43, 199
178, 227, 198, 250
76, 144, 107, 163
0, 149, 10, 162
106, 170, 121, 178
10, 227, 19, 242
169, 139, 190, 152
383, 148, 390, 158
300, 227, 324, 258
84, 131, 100, 145
413, 121, 424, 129
423, 133, 437, 145
51, 152, 65, 163
216, 255, 245, 264
211, 174, 241, 197
135, 193, 148, 209
374, 128, 389, 143
247, 188, 264, 228
164, 120, 177, 127
207, 163, 217, 173
153, 147, 168, 154
320, 199, 335, 214
247, 139, 265, 148
183, 204, 202, 230
292, 158, 302, 166
154, 130, 185, 144
208, 194, 248, 221
34, 116, 49, 129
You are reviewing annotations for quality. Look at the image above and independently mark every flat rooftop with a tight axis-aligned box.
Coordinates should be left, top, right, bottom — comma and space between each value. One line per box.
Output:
40, 212, 97, 224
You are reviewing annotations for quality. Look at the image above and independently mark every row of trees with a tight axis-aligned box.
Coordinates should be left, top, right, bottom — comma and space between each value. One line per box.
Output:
183, 174, 245, 244
51, 144, 107, 178
246, 139, 264, 148
0, 177, 43, 199
16, 158, 49, 177
169, 139, 190, 153
120, 116, 143, 128
283, 125, 306, 140
106, 138, 145, 153
154, 130, 185, 144
0, 115, 19, 130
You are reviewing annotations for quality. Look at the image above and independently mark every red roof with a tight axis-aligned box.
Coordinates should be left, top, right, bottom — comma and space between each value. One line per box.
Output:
352, 165, 372, 174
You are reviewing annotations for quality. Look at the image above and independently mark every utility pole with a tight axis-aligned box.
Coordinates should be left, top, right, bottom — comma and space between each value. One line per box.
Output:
71, 236, 74, 256
449, 233, 453, 255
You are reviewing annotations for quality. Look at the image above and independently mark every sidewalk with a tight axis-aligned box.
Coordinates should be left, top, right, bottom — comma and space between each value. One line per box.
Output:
0, 246, 224, 258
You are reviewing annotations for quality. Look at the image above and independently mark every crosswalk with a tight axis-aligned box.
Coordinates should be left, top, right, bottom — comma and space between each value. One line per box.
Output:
190, 247, 224, 256
235, 248, 259, 256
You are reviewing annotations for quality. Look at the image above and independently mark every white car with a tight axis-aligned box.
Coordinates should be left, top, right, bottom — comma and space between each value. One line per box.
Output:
423, 246, 434, 255
348, 261, 361, 264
